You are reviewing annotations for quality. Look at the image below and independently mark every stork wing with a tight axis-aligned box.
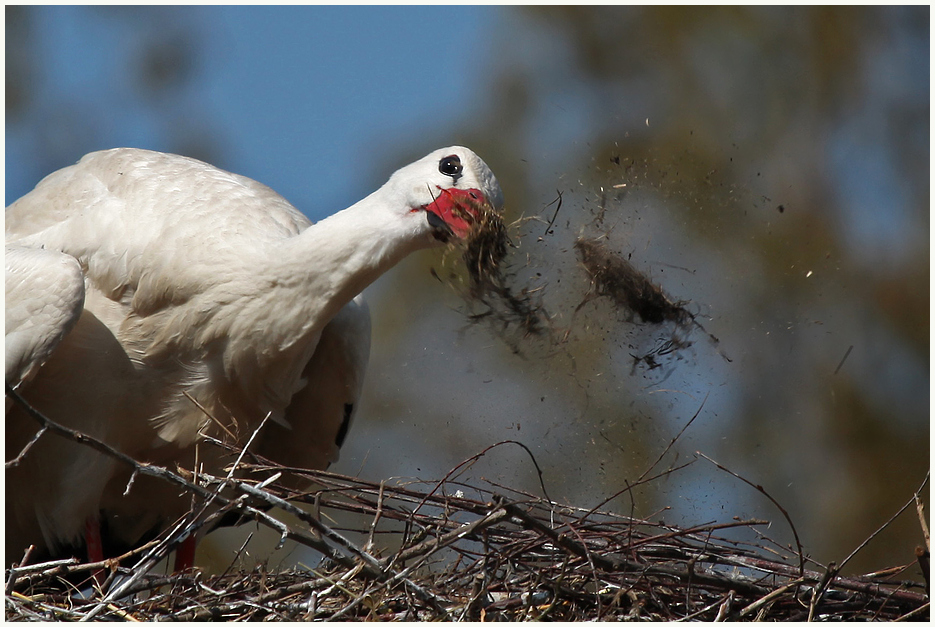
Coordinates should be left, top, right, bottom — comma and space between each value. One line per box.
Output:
254, 295, 371, 486
5, 148, 312, 319
5, 245, 86, 388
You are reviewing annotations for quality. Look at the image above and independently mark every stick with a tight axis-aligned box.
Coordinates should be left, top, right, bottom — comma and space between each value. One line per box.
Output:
541, 190, 563, 236
696, 451, 806, 578
638, 393, 707, 483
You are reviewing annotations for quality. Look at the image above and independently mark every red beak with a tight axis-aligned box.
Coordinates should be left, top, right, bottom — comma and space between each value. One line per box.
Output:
423, 187, 490, 241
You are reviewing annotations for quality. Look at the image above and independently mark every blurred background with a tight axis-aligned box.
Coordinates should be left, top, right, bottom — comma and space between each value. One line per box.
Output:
5, 6, 929, 579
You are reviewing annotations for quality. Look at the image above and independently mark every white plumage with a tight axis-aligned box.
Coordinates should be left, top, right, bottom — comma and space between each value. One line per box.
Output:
6, 245, 85, 388
5, 146, 502, 564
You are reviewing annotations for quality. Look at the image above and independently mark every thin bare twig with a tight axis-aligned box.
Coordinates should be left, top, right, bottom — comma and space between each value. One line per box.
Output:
638, 393, 707, 483
5, 424, 48, 468
696, 451, 806, 578
541, 190, 564, 237
838, 472, 930, 573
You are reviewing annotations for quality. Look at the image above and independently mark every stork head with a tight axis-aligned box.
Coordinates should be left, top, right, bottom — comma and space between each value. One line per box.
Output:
384, 146, 504, 244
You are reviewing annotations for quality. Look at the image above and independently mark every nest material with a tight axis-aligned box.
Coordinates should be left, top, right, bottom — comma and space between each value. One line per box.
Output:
573, 236, 734, 369
574, 236, 693, 327
450, 200, 716, 361
454, 208, 718, 362
6, 461, 929, 621
458, 200, 549, 338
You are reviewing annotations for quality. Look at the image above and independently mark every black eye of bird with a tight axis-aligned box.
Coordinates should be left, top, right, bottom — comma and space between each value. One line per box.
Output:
438, 155, 463, 178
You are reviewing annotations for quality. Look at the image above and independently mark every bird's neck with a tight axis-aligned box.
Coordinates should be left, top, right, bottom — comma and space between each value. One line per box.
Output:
217, 191, 430, 413
278, 190, 428, 324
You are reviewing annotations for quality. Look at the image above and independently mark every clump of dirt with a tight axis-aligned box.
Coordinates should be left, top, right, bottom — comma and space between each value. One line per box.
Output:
446, 197, 728, 367
457, 199, 549, 339
574, 236, 729, 368
462, 200, 508, 294
574, 237, 693, 326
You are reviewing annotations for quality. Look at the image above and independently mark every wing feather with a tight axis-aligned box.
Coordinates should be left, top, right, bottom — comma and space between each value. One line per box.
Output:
6, 148, 312, 318
5, 245, 86, 387
254, 295, 371, 484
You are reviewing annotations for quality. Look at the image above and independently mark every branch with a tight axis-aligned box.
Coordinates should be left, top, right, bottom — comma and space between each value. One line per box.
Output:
696, 451, 806, 578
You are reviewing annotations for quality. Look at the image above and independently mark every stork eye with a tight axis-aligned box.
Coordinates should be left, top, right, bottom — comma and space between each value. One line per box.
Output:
438, 155, 463, 178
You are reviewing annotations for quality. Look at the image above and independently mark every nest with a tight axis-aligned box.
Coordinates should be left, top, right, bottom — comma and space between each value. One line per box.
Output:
5, 452, 929, 621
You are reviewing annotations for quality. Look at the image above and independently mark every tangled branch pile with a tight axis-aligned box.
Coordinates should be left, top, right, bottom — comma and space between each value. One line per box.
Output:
6, 461, 928, 621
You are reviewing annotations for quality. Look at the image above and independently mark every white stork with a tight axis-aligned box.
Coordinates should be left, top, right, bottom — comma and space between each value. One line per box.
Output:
5, 146, 502, 568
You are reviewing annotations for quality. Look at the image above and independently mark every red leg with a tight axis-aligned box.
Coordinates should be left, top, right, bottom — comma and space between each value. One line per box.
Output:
85, 517, 105, 587
174, 534, 197, 571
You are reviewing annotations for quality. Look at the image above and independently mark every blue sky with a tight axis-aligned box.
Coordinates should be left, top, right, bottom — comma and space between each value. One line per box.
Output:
6, 6, 498, 216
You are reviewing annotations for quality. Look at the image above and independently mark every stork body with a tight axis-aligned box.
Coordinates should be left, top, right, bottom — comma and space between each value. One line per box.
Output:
5, 147, 501, 564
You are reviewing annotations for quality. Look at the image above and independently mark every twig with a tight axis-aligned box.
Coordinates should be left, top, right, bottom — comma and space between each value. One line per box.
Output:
388, 506, 510, 566
833, 344, 853, 375
696, 451, 806, 578
184, 390, 238, 441
837, 472, 929, 573
894, 601, 930, 621
5, 545, 36, 594
366, 480, 386, 552
225, 412, 271, 482
541, 190, 563, 237
236, 480, 378, 571
676, 590, 734, 621
917, 492, 930, 544
713, 589, 734, 621
916, 546, 930, 596
737, 578, 804, 618
5, 424, 48, 468
807, 561, 838, 621
638, 393, 707, 483
573, 459, 695, 526
220, 531, 255, 579
412, 440, 552, 517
